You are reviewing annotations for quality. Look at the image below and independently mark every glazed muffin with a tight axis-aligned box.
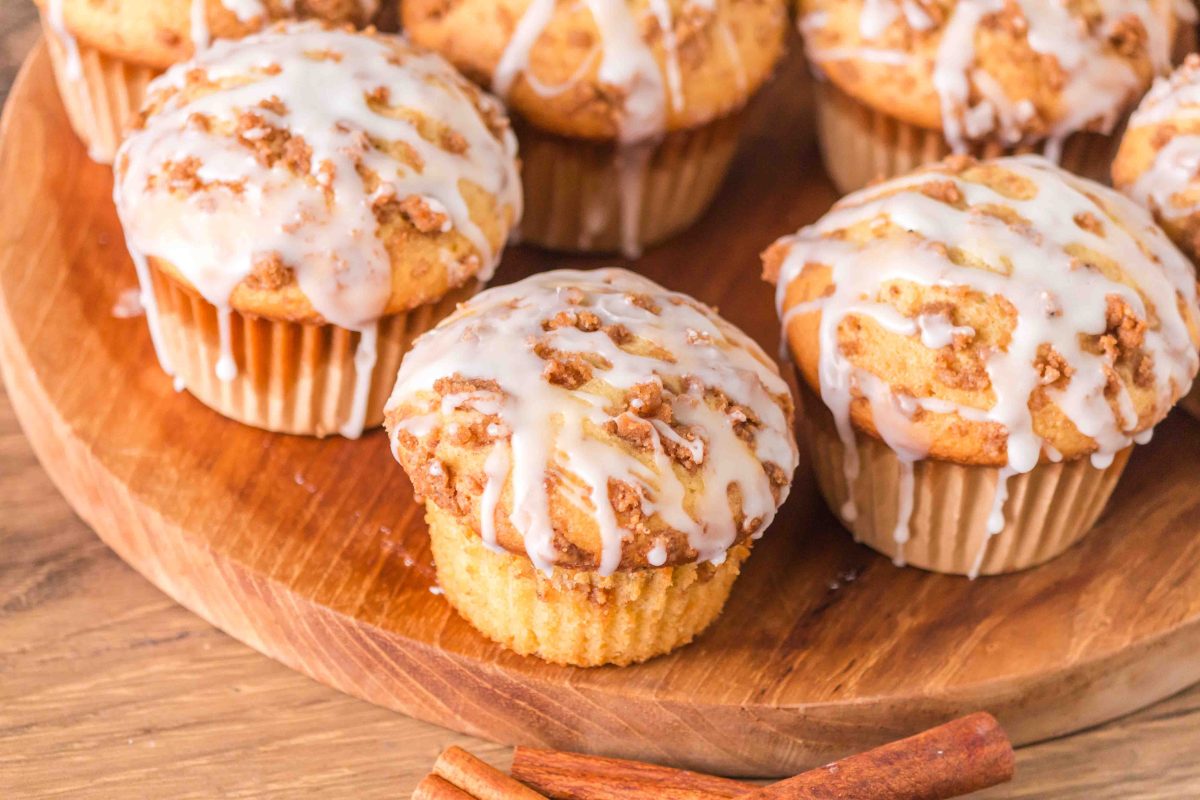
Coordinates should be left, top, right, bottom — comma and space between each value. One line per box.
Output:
1114, 53, 1200, 418
763, 155, 1200, 576
402, 0, 789, 257
1114, 54, 1200, 260
37, 0, 383, 163
114, 22, 522, 437
385, 268, 798, 666
797, 0, 1182, 194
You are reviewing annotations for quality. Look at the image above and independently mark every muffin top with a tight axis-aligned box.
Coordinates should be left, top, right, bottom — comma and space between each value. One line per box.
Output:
1113, 53, 1200, 260
114, 22, 522, 329
763, 155, 1200, 471
798, 0, 1178, 155
39, 0, 382, 69
401, 0, 789, 142
385, 268, 798, 574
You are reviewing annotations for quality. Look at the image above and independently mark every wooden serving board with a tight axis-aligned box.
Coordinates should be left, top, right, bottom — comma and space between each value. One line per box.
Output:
4, 40, 1200, 779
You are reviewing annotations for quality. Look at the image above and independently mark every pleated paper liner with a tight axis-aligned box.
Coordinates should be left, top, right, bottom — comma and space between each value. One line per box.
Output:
426, 504, 750, 667
812, 80, 1118, 195
149, 264, 477, 437
797, 380, 1130, 577
40, 16, 157, 164
516, 111, 743, 257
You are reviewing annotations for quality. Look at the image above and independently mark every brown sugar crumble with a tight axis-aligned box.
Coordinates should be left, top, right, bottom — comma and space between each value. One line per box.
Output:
245, 252, 295, 290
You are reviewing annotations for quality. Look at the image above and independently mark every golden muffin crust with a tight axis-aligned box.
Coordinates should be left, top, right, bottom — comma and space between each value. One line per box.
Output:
764, 155, 1200, 468
114, 22, 522, 326
1114, 53, 1200, 262
36, 0, 381, 69
798, 0, 1178, 153
385, 268, 798, 574
401, 0, 789, 141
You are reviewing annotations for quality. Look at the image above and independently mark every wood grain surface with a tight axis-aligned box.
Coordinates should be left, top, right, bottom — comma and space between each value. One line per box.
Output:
2, 5, 1200, 796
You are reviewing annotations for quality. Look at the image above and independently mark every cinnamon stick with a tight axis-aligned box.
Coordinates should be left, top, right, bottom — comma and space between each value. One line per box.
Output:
740, 712, 1014, 800
433, 745, 547, 800
511, 747, 753, 800
412, 774, 476, 800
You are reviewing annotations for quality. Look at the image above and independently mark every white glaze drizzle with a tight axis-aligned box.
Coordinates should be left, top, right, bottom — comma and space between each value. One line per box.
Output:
388, 268, 799, 576
114, 23, 521, 437
772, 155, 1200, 576
492, 0, 743, 257
801, 1, 1178, 158
127, 247, 177, 381
46, 0, 82, 80
190, 0, 212, 52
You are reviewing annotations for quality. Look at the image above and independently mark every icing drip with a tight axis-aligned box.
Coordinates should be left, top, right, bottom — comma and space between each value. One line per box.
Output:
801, 1, 1177, 157
115, 23, 521, 437
1121, 58, 1200, 227
191, 0, 212, 52
615, 141, 656, 260
215, 308, 237, 381
772, 155, 1200, 569
340, 323, 380, 438
47, 0, 82, 80
388, 268, 799, 576
127, 247, 176, 381
648, 0, 687, 113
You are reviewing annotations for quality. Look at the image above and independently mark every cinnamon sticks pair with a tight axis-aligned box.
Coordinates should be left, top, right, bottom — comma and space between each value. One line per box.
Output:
415, 713, 1014, 800
413, 746, 546, 800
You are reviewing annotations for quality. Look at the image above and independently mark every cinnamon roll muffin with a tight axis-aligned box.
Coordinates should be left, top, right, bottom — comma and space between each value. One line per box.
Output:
36, 0, 383, 162
797, 0, 1184, 193
385, 269, 798, 666
764, 155, 1200, 576
114, 22, 522, 437
402, 0, 789, 257
1114, 53, 1200, 418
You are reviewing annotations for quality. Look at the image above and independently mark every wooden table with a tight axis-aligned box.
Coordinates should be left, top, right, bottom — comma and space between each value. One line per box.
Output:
2, 3, 1199, 796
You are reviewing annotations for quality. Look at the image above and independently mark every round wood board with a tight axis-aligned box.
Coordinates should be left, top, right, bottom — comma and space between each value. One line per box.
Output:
4, 40, 1200, 779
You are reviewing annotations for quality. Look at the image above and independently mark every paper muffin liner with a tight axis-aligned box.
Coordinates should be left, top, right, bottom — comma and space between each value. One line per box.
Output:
425, 503, 749, 667
148, 263, 477, 437
812, 80, 1119, 194
516, 112, 744, 257
41, 16, 158, 164
797, 380, 1130, 576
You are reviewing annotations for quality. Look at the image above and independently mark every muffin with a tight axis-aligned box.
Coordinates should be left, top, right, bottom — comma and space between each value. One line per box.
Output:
1114, 54, 1200, 260
402, 0, 789, 257
37, 0, 382, 163
114, 22, 522, 438
384, 268, 798, 666
1114, 54, 1200, 418
797, 0, 1182, 194
763, 155, 1200, 576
